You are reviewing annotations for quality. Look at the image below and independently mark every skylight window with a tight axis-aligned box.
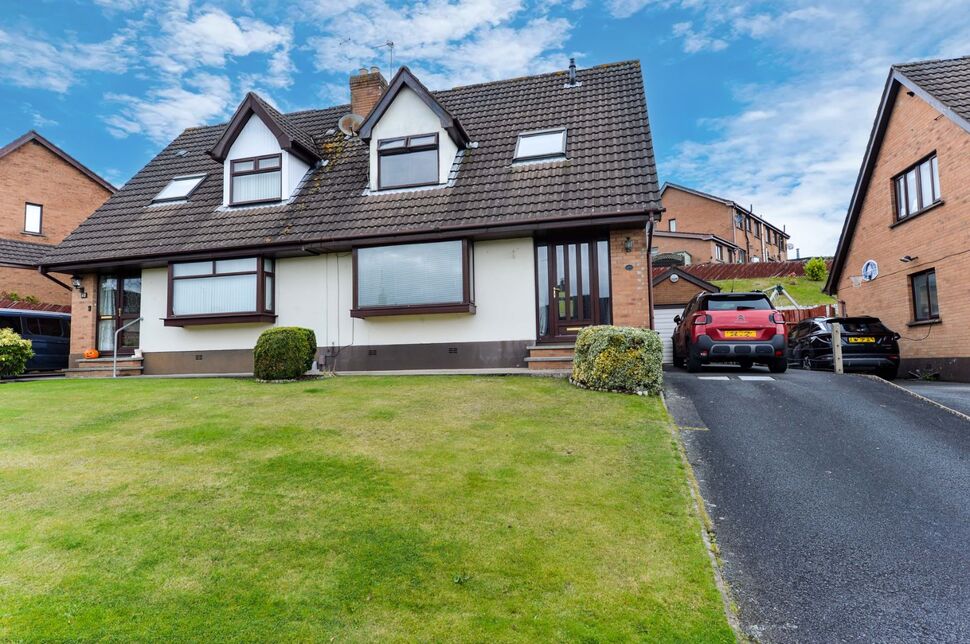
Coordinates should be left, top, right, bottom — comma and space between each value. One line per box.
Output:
514, 128, 566, 161
153, 174, 206, 203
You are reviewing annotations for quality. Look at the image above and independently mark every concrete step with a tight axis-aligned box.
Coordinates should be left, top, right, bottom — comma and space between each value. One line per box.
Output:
526, 356, 574, 371
65, 365, 144, 378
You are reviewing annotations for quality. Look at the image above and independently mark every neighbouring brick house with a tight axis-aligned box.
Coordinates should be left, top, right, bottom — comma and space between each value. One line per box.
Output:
827, 55, 970, 381
42, 61, 663, 376
658, 183, 789, 263
651, 266, 719, 363
0, 131, 115, 306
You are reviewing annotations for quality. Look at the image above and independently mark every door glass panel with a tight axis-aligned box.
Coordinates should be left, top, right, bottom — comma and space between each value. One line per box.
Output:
580, 243, 591, 320
555, 245, 566, 321
98, 319, 115, 352
119, 321, 140, 350
98, 277, 117, 316
568, 244, 577, 319
597, 240, 611, 324
122, 278, 141, 314
537, 246, 549, 337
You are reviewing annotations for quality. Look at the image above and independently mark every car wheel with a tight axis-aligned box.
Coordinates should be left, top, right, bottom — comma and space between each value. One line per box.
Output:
686, 351, 702, 373
878, 367, 898, 380
673, 352, 685, 368
737, 359, 753, 371
769, 357, 788, 374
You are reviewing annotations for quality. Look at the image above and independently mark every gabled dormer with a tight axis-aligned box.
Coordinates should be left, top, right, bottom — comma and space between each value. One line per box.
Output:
208, 92, 320, 207
357, 67, 470, 192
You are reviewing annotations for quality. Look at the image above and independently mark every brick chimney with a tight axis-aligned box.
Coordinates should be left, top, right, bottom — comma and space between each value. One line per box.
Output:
350, 66, 388, 117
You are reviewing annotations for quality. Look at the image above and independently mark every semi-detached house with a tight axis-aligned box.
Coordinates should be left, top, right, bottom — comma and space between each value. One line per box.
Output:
42, 60, 663, 376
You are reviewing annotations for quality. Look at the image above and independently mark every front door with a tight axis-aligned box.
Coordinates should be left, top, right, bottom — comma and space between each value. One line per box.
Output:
536, 239, 611, 341
97, 274, 141, 355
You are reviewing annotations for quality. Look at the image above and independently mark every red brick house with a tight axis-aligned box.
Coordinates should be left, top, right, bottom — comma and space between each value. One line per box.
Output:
0, 131, 115, 305
41, 61, 663, 376
827, 55, 970, 380
658, 183, 789, 263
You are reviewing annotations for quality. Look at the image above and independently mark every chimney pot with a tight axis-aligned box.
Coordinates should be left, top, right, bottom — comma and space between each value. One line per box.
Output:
358, 67, 368, 76
370, 66, 380, 74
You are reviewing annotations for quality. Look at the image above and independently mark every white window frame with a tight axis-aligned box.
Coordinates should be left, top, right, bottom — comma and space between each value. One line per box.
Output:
24, 203, 42, 234
514, 128, 567, 162
153, 174, 207, 204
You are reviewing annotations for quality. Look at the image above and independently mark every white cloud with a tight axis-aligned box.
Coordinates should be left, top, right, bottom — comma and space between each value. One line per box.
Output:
104, 73, 233, 143
671, 21, 728, 53
0, 29, 130, 93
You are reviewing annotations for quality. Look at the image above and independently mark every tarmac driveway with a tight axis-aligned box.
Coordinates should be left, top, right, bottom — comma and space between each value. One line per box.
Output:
665, 366, 970, 643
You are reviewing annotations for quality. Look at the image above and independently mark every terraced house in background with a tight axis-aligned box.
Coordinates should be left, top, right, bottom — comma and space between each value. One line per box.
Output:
0, 131, 114, 306
41, 60, 663, 376
827, 55, 970, 381
656, 183, 790, 264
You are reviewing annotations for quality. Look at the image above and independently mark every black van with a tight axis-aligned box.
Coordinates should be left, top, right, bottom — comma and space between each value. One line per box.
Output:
0, 309, 71, 371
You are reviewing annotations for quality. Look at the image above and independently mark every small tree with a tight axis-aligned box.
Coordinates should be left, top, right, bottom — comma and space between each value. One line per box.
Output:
804, 257, 828, 282
0, 328, 34, 377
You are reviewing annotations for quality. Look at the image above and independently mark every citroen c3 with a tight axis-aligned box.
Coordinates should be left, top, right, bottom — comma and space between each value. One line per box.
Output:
671, 292, 788, 373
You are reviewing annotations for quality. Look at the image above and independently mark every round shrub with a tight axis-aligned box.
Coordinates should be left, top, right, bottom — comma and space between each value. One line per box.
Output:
804, 257, 828, 282
254, 327, 317, 381
0, 328, 34, 378
571, 325, 663, 395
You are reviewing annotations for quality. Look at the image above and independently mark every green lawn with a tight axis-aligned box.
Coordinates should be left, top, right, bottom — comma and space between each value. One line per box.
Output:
712, 276, 836, 306
0, 376, 732, 642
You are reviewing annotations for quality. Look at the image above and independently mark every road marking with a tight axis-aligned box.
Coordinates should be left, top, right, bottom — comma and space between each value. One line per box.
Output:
738, 376, 774, 381
698, 376, 731, 380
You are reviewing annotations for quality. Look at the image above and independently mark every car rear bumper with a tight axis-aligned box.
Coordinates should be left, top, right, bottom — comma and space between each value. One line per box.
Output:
692, 334, 786, 363
812, 354, 899, 371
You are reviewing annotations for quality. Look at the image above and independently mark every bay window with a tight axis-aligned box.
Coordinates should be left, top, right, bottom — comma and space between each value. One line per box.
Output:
165, 257, 275, 326
894, 153, 940, 220
352, 239, 473, 317
377, 134, 439, 189
230, 154, 282, 205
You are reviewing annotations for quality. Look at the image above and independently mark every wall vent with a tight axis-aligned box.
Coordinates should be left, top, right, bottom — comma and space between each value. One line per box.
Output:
368, 349, 378, 356
195, 354, 203, 361
448, 347, 458, 354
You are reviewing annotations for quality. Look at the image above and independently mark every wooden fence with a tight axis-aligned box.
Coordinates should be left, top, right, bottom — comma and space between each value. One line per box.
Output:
681, 258, 832, 282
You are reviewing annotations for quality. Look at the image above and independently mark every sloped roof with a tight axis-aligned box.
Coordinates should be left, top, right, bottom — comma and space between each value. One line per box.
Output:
43, 60, 662, 270
826, 55, 970, 293
0, 238, 56, 268
651, 265, 720, 292
653, 229, 741, 249
0, 131, 116, 193
660, 182, 789, 238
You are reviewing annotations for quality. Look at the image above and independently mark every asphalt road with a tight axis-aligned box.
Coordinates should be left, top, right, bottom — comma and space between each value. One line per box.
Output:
665, 366, 970, 643
898, 381, 970, 417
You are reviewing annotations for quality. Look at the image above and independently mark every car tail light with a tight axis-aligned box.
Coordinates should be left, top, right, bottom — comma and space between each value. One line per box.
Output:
770, 312, 785, 324
693, 313, 712, 325
775, 350, 784, 357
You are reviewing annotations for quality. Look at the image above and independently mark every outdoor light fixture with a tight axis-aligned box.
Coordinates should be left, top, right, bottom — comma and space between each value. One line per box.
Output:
70, 275, 87, 299
624, 237, 634, 252
900, 255, 918, 263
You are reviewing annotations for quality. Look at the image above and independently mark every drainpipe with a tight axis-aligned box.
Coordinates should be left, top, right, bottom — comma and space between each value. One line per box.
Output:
646, 213, 658, 330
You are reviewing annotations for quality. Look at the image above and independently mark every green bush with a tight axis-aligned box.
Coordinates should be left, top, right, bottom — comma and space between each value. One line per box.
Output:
571, 325, 663, 395
253, 327, 317, 380
0, 328, 34, 377
804, 257, 828, 282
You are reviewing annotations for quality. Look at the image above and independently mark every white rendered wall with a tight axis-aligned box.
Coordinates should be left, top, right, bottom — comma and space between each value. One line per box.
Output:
368, 86, 459, 191
138, 238, 537, 353
221, 114, 308, 205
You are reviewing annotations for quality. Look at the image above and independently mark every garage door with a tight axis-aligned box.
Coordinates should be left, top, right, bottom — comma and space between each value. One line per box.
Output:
654, 305, 684, 364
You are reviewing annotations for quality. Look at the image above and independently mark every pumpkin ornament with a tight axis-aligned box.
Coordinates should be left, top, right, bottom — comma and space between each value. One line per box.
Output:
83, 349, 100, 359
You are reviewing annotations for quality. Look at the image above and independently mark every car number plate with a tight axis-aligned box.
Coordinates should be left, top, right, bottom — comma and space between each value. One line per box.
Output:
724, 330, 757, 338
848, 336, 875, 343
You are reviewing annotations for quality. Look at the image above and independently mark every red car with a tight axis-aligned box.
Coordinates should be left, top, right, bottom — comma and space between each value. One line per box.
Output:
671, 292, 788, 373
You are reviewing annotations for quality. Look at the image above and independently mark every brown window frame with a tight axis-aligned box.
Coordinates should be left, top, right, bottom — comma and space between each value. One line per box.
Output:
893, 152, 941, 222
229, 154, 283, 206
350, 239, 474, 318
164, 257, 277, 326
909, 268, 940, 323
24, 202, 43, 235
376, 133, 440, 190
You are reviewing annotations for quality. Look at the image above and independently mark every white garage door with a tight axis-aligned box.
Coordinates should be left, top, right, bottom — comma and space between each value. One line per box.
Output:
655, 305, 684, 364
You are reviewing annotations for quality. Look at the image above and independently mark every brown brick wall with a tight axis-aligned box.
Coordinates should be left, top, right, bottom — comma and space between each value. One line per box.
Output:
0, 140, 112, 244
350, 68, 388, 118
609, 227, 650, 327
68, 273, 98, 365
0, 266, 72, 305
653, 274, 714, 305
835, 90, 970, 371
653, 235, 720, 263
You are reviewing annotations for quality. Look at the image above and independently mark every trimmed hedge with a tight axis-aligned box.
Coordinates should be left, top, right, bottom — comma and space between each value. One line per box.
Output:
571, 325, 663, 395
0, 328, 34, 377
253, 327, 317, 381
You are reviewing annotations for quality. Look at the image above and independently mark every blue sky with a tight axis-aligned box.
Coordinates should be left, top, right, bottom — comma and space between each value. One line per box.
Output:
2, 1, 968, 255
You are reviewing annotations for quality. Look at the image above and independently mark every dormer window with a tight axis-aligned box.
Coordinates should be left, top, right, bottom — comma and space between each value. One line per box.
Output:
153, 174, 206, 203
514, 128, 566, 161
377, 133, 439, 190
230, 155, 282, 206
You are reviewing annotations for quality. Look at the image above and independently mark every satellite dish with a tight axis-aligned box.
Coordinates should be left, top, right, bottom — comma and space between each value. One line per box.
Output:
338, 113, 364, 136
787, 243, 794, 250
669, 273, 680, 283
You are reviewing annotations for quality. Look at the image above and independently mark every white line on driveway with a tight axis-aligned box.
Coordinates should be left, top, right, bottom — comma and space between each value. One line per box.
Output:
738, 376, 774, 381
698, 376, 731, 380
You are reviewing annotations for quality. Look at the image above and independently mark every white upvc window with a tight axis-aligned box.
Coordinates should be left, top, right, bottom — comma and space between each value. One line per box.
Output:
514, 128, 566, 161
154, 174, 206, 203
24, 203, 42, 234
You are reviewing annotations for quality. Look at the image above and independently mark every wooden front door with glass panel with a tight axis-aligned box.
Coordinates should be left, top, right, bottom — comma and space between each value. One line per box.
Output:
535, 239, 611, 341
97, 274, 141, 355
